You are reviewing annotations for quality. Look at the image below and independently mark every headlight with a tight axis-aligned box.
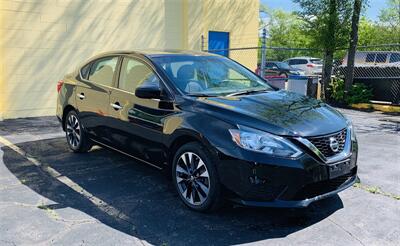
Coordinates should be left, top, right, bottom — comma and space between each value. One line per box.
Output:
346, 119, 357, 141
229, 126, 303, 158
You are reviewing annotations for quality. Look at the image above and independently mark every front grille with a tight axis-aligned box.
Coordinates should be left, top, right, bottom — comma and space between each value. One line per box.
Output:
307, 128, 347, 158
293, 168, 356, 200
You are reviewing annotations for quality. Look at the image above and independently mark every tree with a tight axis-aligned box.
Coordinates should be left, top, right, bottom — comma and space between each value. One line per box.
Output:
345, 0, 363, 93
294, 0, 353, 99
378, 0, 400, 43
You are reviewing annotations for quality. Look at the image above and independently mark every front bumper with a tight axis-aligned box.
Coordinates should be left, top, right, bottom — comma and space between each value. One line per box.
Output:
216, 140, 358, 208
231, 171, 357, 208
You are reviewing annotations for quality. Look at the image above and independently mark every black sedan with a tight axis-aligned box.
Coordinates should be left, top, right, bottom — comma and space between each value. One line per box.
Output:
256, 61, 305, 78
56, 50, 358, 212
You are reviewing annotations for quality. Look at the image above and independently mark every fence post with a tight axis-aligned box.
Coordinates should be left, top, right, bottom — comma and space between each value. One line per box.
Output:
260, 28, 267, 78
201, 35, 205, 51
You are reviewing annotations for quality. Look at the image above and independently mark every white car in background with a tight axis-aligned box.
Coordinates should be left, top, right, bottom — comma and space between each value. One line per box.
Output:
284, 57, 323, 76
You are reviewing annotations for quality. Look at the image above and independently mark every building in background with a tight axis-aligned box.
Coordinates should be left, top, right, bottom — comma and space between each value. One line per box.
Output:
0, 0, 259, 119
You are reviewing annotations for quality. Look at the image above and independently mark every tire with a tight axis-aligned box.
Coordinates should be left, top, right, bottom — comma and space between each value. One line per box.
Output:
172, 142, 223, 212
64, 110, 92, 153
279, 72, 288, 78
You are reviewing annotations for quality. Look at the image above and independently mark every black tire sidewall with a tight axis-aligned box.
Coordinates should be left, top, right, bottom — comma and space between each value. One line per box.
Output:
172, 142, 221, 212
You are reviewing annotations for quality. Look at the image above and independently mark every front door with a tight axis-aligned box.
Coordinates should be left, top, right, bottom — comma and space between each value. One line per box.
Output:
208, 31, 229, 57
108, 56, 174, 166
76, 56, 119, 143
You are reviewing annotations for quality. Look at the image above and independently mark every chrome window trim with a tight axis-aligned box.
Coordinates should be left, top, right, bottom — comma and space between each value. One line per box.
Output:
295, 127, 352, 164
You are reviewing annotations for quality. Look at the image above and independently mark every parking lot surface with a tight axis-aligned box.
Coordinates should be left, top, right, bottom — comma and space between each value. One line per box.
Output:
0, 109, 399, 245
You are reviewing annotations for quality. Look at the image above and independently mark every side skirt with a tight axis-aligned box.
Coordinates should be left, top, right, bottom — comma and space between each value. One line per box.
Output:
90, 138, 163, 170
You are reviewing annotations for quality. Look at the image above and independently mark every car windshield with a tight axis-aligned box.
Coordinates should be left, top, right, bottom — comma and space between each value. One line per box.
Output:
152, 55, 273, 96
276, 62, 291, 70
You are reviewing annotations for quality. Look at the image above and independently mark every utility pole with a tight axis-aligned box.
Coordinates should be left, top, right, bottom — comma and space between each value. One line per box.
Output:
260, 27, 267, 78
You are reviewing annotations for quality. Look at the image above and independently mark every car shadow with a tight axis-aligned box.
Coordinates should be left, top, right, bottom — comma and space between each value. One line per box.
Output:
2, 137, 344, 245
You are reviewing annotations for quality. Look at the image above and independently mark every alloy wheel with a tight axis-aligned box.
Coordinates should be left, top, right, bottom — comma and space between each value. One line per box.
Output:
175, 152, 210, 206
66, 114, 81, 148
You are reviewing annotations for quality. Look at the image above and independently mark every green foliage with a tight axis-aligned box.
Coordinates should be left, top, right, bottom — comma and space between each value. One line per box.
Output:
329, 78, 373, 105
293, 0, 353, 51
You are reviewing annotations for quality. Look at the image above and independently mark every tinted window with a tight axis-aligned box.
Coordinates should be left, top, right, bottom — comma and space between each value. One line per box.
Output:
265, 62, 275, 68
287, 60, 297, 65
118, 57, 160, 93
375, 53, 388, 63
365, 53, 376, 62
80, 63, 91, 79
389, 53, 400, 63
310, 59, 322, 64
298, 59, 308, 65
88, 56, 118, 86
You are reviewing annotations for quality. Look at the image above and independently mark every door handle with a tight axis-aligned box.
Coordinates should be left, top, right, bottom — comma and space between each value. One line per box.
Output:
111, 102, 123, 110
78, 93, 85, 100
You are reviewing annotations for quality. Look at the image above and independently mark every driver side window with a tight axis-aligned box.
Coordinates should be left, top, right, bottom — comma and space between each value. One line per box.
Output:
118, 57, 160, 93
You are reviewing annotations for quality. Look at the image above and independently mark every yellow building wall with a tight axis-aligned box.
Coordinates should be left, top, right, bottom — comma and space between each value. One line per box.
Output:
0, 0, 259, 119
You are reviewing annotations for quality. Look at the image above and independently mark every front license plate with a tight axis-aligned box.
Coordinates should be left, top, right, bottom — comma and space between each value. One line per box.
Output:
329, 161, 351, 179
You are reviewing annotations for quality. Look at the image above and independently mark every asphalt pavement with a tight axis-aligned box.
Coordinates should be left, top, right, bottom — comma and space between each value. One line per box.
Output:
0, 109, 399, 245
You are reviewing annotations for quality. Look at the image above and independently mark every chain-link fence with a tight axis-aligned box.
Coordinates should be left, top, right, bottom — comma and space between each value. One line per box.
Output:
204, 43, 400, 105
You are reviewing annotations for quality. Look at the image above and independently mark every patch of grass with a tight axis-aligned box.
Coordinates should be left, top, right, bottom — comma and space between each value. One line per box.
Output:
37, 204, 59, 219
353, 183, 400, 200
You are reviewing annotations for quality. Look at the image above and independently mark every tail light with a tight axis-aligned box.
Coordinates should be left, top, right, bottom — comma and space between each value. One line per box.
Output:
307, 64, 315, 68
57, 80, 64, 93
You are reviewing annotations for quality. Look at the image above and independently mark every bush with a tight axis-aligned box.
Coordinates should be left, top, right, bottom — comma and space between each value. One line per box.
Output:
329, 78, 373, 106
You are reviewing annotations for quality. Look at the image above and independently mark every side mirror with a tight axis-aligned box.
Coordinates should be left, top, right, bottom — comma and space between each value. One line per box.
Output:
135, 85, 162, 99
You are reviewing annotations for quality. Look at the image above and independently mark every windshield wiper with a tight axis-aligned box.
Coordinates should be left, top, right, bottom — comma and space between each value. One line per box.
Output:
226, 88, 270, 97
186, 93, 217, 97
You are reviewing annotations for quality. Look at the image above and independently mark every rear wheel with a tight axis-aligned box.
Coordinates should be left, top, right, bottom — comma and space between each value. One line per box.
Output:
65, 110, 92, 153
172, 142, 223, 212
279, 72, 288, 78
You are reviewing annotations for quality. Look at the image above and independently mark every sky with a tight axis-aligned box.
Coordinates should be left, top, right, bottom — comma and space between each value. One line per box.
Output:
260, 0, 390, 21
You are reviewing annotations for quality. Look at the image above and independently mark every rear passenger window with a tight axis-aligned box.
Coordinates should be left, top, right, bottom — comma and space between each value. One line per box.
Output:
80, 63, 91, 79
88, 56, 118, 86
365, 53, 375, 63
298, 59, 308, 65
288, 60, 296, 65
375, 53, 388, 63
118, 57, 160, 93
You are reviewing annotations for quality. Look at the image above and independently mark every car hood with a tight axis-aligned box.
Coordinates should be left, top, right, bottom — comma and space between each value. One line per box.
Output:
193, 90, 347, 137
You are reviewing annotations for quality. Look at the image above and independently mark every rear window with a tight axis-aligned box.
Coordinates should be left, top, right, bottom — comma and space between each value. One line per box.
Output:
375, 53, 388, 63
389, 53, 400, 63
310, 59, 322, 64
365, 53, 376, 63
88, 56, 118, 86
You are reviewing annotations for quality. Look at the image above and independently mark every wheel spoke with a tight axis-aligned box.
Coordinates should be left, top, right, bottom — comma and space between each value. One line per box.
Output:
176, 164, 189, 175
198, 168, 209, 178
175, 152, 210, 206
176, 176, 186, 184
195, 180, 209, 195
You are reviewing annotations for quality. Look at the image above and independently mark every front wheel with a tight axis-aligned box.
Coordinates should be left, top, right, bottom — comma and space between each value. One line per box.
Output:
172, 142, 223, 212
65, 110, 92, 153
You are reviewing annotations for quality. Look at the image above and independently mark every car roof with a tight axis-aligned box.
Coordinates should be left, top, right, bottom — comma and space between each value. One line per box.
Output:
286, 57, 321, 60
93, 49, 218, 58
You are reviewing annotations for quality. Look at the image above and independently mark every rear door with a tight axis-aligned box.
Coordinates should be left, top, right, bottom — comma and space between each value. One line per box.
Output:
76, 56, 119, 143
108, 56, 174, 166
